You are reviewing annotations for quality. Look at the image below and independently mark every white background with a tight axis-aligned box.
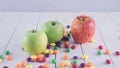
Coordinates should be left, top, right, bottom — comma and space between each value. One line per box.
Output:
0, 0, 119, 12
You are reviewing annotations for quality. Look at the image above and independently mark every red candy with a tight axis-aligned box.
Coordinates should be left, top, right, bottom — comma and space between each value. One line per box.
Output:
105, 59, 111, 64
64, 41, 70, 48
41, 57, 46, 62
72, 64, 78, 68
36, 57, 41, 62
98, 45, 103, 50
71, 45, 76, 50
115, 51, 120, 56
38, 66, 44, 68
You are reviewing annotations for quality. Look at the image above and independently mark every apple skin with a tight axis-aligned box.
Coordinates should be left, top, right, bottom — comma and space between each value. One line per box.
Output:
42, 20, 65, 43
22, 30, 48, 55
71, 15, 96, 44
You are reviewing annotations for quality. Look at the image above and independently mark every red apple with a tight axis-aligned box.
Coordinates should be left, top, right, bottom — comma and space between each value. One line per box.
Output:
71, 15, 96, 44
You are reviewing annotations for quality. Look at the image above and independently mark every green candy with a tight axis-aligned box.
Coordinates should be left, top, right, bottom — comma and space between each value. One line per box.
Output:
0, 55, 3, 59
72, 59, 78, 64
68, 33, 71, 37
97, 50, 102, 55
51, 59, 56, 64
5, 50, 10, 55
66, 48, 71, 53
53, 46, 59, 50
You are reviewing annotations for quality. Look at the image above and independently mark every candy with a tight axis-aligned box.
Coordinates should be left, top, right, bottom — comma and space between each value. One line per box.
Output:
0, 55, 3, 59
50, 43, 56, 47
53, 50, 59, 54
115, 51, 120, 56
27, 57, 32, 62
53, 46, 59, 50
66, 48, 71, 52
66, 25, 70, 28
64, 41, 70, 48
6, 55, 12, 61
97, 50, 102, 55
73, 56, 78, 59
21, 61, 27, 67
98, 45, 103, 50
86, 62, 93, 66
88, 38, 94, 43
71, 45, 76, 50
16, 64, 22, 68
0, 59, 3, 63
44, 63, 50, 68
0, 58, 2, 63
41, 57, 46, 62
63, 55, 69, 60
44, 54, 50, 58
68, 33, 71, 37
59, 62, 65, 67
105, 50, 111, 55
72, 64, 77, 68
80, 63, 85, 67
38, 65, 44, 68
64, 61, 70, 66
43, 49, 49, 54
62, 36, 69, 41
3, 66, 8, 68
31, 55, 37, 60
105, 59, 111, 64
49, 50, 53, 54
26, 65, 32, 68
5, 50, 10, 55
72, 59, 78, 64
36, 57, 41, 62
82, 54, 88, 60
37, 54, 44, 58
83, 66, 89, 68
51, 59, 56, 64
47, 45, 52, 49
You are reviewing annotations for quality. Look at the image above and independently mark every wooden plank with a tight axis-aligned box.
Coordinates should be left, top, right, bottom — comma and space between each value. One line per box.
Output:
93, 13, 120, 68
0, 13, 20, 54
25, 13, 56, 68
0, 13, 39, 67
54, 13, 83, 68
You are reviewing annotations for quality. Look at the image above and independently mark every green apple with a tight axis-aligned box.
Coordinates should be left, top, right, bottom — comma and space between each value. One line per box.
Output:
42, 20, 64, 43
22, 30, 48, 55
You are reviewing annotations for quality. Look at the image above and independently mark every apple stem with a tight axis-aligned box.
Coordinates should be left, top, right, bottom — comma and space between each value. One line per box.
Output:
32, 30, 36, 33
52, 21, 56, 25
80, 18, 84, 21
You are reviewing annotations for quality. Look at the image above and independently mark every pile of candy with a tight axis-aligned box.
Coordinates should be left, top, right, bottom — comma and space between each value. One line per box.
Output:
1, 25, 120, 68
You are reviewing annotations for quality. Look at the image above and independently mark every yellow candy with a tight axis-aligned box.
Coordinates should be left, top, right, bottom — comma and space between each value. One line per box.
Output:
50, 43, 56, 47
64, 61, 70, 66
43, 49, 49, 54
31, 55, 37, 60
26, 65, 32, 68
49, 50, 53, 54
0, 59, 2, 63
89, 66, 96, 68
88, 38, 95, 43
82, 54, 88, 60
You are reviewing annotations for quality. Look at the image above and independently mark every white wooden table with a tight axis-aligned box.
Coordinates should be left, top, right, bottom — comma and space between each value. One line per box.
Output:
0, 12, 120, 68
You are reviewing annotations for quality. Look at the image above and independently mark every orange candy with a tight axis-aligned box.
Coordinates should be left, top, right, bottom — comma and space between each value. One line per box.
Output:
21, 61, 27, 67
44, 63, 50, 68
16, 64, 22, 68
59, 62, 65, 67
63, 55, 69, 60
87, 62, 93, 66
6, 55, 12, 61
84, 66, 89, 68
105, 50, 111, 55
53, 50, 59, 54
37, 54, 43, 58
